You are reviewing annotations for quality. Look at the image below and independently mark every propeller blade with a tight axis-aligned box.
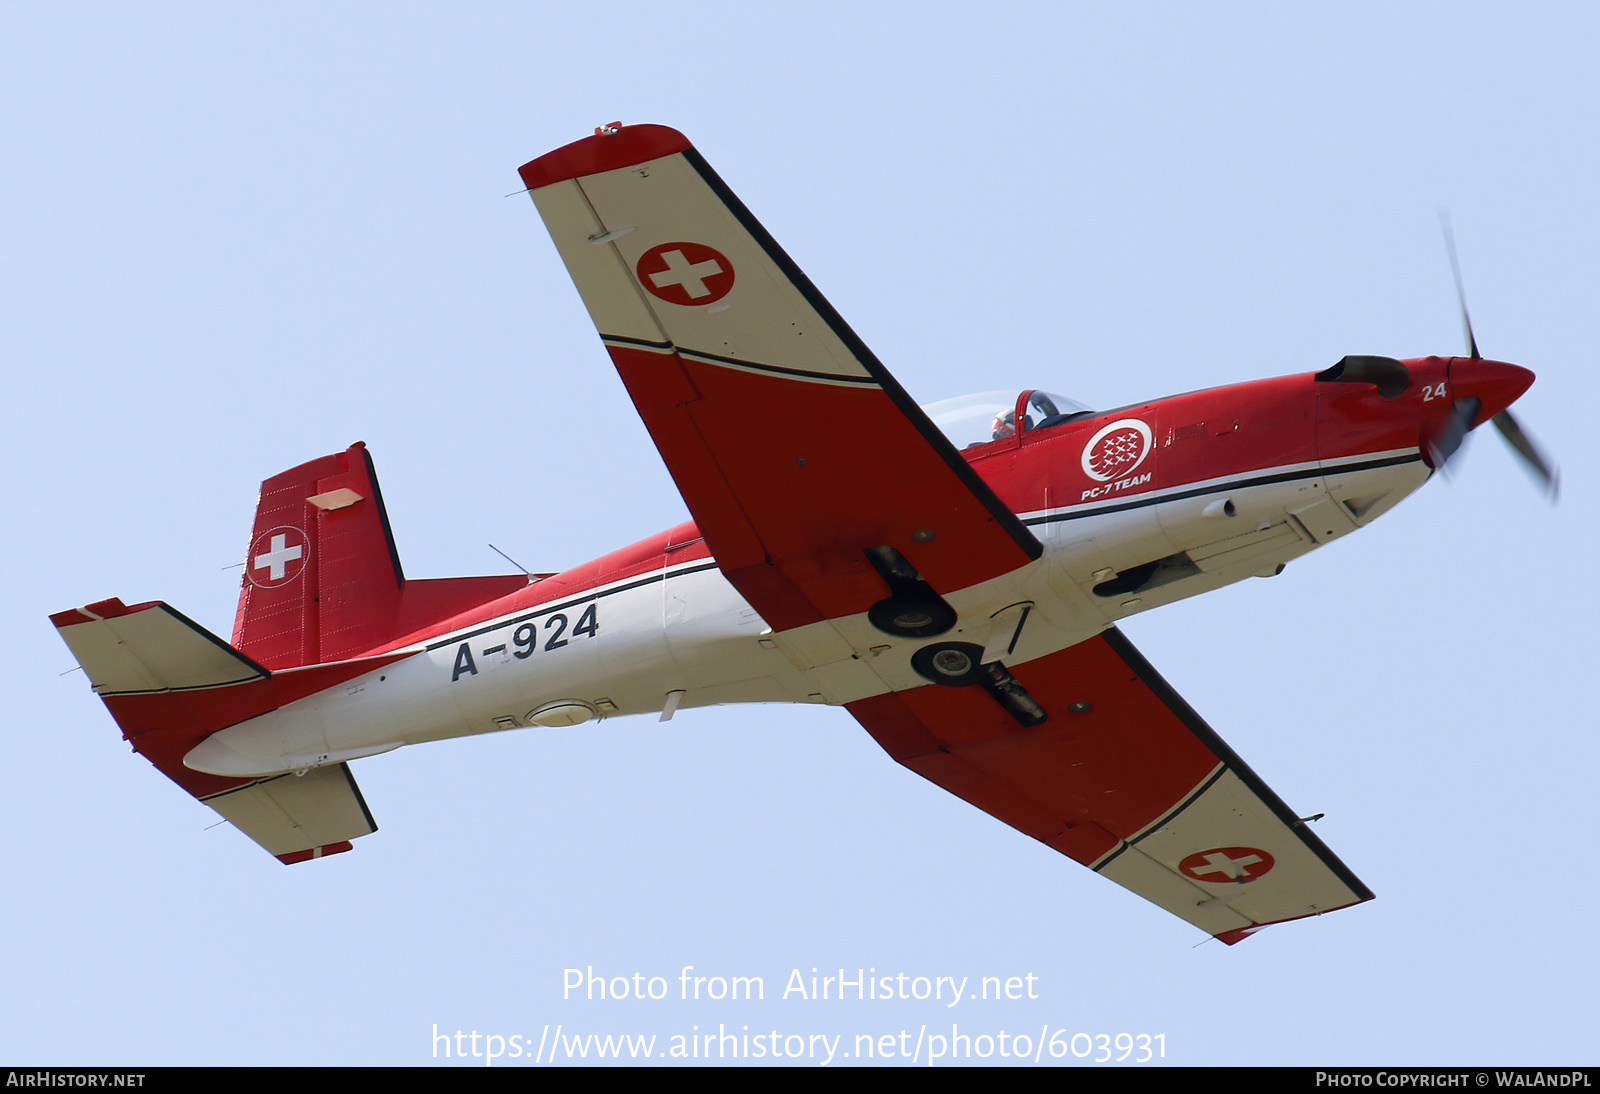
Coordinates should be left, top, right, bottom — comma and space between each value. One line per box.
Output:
1426, 396, 1482, 471
1439, 211, 1482, 360
1491, 410, 1559, 500
1435, 218, 1556, 501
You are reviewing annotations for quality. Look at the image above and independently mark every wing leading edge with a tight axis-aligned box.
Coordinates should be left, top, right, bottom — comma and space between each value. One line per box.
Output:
848, 627, 1372, 943
519, 125, 1040, 631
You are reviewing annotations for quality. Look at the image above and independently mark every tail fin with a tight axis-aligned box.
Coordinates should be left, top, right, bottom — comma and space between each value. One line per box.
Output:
55, 441, 530, 863
232, 442, 528, 669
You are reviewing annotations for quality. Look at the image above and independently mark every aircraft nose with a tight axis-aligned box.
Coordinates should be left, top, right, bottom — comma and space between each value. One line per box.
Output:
1449, 358, 1535, 425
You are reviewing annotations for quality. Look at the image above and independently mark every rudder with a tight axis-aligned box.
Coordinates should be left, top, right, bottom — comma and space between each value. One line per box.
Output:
232, 442, 529, 668
232, 442, 403, 669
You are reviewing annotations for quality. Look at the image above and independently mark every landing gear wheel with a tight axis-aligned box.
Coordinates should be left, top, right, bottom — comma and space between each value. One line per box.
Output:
868, 590, 955, 638
910, 642, 987, 687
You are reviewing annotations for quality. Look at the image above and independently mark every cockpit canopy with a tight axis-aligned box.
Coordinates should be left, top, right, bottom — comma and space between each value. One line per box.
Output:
920, 390, 1095, 449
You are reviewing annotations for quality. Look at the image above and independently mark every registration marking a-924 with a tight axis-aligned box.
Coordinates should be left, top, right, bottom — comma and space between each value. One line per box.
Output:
451, 603, 599, 682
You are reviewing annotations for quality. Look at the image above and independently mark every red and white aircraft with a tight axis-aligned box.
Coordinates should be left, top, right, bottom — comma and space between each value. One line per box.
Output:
52, 124, 1553, 945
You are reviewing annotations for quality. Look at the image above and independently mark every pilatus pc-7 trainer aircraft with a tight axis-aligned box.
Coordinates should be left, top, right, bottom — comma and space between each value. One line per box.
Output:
53, 124, 1555, 945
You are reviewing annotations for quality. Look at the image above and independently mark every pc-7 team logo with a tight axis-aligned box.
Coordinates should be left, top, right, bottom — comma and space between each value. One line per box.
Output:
1082, 418, 1153, 482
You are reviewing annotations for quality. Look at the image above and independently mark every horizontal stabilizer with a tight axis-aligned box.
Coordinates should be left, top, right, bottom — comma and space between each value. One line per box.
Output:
202, 763, 376, 864
51, 599, 267, 697
54, 594, 405, 825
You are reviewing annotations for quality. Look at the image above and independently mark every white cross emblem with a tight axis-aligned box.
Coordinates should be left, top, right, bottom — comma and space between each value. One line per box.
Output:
254, 533, 304, 581
1192, 850, 1263, 880
647, 248, 724, 299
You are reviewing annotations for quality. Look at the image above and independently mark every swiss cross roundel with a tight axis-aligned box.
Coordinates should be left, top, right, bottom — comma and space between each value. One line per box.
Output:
1179, 846, 1276, 884
636, 242, 735, 306
1081, 418, 1153, 482
248, 525, 309, 588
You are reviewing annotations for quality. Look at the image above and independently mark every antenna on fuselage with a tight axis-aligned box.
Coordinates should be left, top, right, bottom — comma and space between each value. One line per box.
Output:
488, 543, 533, 576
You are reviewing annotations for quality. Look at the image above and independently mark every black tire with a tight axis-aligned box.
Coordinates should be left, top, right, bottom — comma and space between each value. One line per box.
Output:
910, 642, 987, 687
868, 589, 956, 638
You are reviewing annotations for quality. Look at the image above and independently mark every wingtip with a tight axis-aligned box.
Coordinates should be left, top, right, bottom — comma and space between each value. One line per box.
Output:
1213, 892, 1376, 945
50, 607, 98, 628
518, 123, 693, 191
1214, 924, 1270, 946
277, 841, 356, 865
51, 598, 158, 628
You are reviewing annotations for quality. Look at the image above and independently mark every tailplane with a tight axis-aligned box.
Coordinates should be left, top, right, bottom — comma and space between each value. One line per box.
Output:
51, 597, 393, 862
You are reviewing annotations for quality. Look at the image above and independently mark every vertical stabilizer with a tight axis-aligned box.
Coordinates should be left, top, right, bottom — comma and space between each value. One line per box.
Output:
232, 442, 402, 668
231, 443, 528, 669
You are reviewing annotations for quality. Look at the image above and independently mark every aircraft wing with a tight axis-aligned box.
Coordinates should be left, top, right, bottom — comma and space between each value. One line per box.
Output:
522, 127, 1369, 941
848, 628, 1373, 943
520, 125, 1040, 630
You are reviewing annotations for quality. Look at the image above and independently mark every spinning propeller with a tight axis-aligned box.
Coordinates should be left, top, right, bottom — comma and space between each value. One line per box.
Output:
1430, 215, 1559, 499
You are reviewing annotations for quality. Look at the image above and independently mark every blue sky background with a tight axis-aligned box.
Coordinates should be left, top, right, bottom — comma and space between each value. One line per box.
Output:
5, 2, 1595, 1066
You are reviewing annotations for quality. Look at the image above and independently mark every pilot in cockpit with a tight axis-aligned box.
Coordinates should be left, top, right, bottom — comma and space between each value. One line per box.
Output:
991, 411, 1016, 440
925, 389, 1095, 450
993, 395, 1067, 440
